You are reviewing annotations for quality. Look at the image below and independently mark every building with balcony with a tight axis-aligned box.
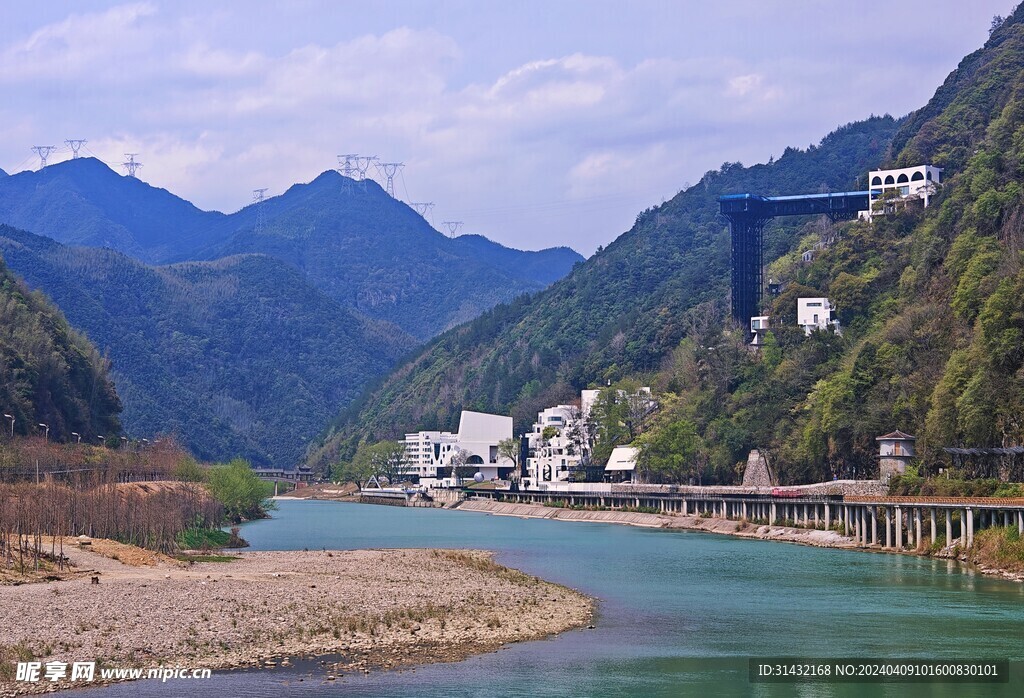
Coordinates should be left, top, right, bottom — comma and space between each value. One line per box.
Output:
867, 165, 942, 218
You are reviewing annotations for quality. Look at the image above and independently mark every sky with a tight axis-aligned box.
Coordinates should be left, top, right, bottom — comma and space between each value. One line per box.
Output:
0, 1, 1016, 255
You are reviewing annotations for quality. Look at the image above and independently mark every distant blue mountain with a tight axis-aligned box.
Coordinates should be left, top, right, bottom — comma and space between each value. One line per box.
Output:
0, 160, 584, 338
0, 158, 224, 263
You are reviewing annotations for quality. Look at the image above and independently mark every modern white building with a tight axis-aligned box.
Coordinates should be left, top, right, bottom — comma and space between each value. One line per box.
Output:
403, 410, 514, 485
797, 297, 840, 335
525, 387, 654, 486
526, 404, 587, 485
604, 446, 639, 483
867, 164, 942, 217
750, 315, 770, 346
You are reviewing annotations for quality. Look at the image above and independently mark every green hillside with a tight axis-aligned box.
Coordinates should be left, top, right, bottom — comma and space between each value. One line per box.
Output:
308, 114, 899, 470
199, 171, 583, 339
0, 255, 121, 441
0, 226, 414, 465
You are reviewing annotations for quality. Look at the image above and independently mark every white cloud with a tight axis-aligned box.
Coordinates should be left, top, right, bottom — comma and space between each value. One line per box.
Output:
0, 3, 159, 82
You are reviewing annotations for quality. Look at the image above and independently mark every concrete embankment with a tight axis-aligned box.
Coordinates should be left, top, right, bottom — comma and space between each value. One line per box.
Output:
455, 499, 858, 548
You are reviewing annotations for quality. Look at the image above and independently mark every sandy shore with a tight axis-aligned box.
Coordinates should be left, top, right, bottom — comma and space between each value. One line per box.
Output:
0, 543, 592, 695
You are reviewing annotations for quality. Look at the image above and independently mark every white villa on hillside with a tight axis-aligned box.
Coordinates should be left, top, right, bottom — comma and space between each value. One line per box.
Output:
797, 297, 840, 336
866, 164, 942, 218
403, 410, 513, 485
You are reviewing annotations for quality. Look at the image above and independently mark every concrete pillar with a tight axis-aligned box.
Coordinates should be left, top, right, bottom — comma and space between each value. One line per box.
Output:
814, 504, 820, 527
885, 507, 892, 548
844, 506, 851, 536
803, 504, 809, 526
859, 507, 866, 544
1003, 511, 1010, 528
771, 502, 777, 523
870, 507, 878, 545
824, 504, 831, 530
930, 508, 937, 546
1018, 510, 1023, 535
966, 508, 974, 547
945, 509, 952, 547
895, 506, 903, 548
915, 508, 923, 550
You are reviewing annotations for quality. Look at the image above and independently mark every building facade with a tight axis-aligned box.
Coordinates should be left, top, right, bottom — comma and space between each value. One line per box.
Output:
867, 164, 942, 217
403, 410, 514, 485
797, 297, 840, 335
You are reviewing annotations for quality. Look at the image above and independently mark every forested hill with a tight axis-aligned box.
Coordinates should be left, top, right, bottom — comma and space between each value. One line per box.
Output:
194, 171, 584, 339
307, 114, 899, 470
0, 254, 121, 442
0, 225, 415, 465
0, 157, 224, 264
0, 161, 583, 340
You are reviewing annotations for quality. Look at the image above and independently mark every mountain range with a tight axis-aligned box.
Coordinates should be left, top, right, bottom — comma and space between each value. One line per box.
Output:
0, 159, 581, 464
0, 161, 582, 339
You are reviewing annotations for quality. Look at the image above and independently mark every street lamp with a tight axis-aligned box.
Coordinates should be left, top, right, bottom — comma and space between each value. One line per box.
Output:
71, 432, 81, 444
3, 414, 13, 439
38, 423, 49, 441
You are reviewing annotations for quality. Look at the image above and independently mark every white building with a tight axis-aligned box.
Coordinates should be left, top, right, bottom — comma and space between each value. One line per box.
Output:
797, 297, 840, 335
403, 410, 514, 485
526, 404, 587, 485
525, 387, 653, 486
867, 164, 942, 218
604, 446, 638, 483
750, 315, 770, 346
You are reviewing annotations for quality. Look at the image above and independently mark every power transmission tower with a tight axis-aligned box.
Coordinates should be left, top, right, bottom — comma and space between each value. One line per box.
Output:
441, 221, 463, 239
410, 202, 434, 218
337, 154, 358, 178
337, 154, 358, 193
65, 139, 87, 159
377, 162, 404, 198
31, 145, 56, 169
121, 153, 142, 177
253, 188, 269, 234
355, 156, 377, 191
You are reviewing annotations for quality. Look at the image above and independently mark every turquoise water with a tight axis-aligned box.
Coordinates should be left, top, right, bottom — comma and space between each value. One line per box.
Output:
86, 500, 1024, 696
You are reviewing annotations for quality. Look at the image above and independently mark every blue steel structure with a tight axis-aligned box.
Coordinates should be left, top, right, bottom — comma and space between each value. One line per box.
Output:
719, 191, 870, 326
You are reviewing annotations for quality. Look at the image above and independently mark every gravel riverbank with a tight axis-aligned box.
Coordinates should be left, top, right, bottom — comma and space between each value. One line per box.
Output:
0, 544, 592, 696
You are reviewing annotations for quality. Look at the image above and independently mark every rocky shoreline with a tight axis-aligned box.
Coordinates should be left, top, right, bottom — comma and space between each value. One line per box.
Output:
0, 545, 593, 696
454, 499, 1024, 582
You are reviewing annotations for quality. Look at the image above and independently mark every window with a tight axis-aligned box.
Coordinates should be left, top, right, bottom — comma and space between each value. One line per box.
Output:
884, 175, 895, 185
926, 171, 932, 181
871, 176, 882, 186
806, 302, 822, 307
897, 173, 909, 183
911, 171, 924, 181
899, 186, 909, 196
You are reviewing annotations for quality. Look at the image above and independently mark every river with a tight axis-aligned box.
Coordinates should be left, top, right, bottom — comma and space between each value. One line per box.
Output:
87, 499, 1024, 696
